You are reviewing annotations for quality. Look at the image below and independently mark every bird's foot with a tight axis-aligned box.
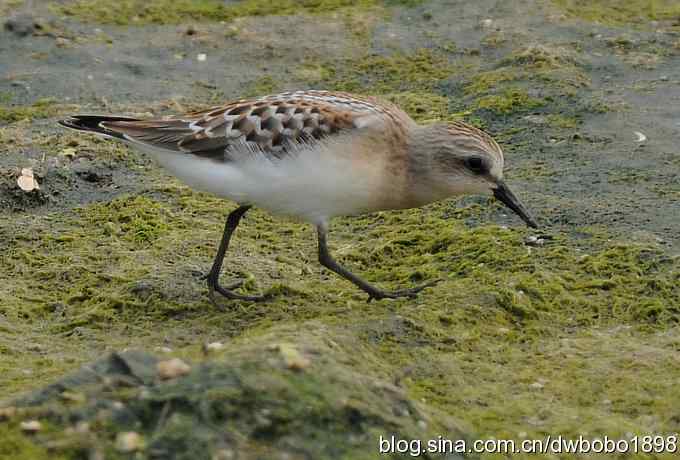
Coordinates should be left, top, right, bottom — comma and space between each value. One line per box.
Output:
207, 278, 273, 304
366, 279, 441, 302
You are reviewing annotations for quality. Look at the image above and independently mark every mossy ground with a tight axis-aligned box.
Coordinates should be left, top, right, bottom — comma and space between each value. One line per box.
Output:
552, 0, 680, 26
52, 0, 420, 26
2, 0, 680, 458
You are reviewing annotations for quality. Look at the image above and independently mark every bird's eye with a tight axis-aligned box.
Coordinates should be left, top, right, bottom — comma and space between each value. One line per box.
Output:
465, 156, 485, 174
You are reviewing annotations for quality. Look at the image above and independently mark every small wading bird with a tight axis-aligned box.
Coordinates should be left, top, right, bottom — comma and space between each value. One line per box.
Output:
60, 90, 537, 302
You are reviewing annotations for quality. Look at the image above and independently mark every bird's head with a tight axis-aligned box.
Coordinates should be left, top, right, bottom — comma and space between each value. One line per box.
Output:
411, 121, 538, 228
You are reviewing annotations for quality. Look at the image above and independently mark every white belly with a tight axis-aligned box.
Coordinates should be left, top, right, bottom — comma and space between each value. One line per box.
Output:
137, 140, 388, 224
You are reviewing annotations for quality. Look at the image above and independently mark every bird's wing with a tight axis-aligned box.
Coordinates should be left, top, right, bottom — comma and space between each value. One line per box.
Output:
77, 91, 415, 161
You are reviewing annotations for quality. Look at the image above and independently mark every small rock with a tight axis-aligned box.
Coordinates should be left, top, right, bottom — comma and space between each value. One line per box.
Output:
523, 114, 547, 125
74, 421, 90, 433
157, 358, 191, 379
20, 420, 42, 433
525, 235, 545, 247
213, 449, 236, 460
634, 131, 647, 142
197, 53, 207, 62
115, 431, 144, 452
111, 401, 125, 410
277, 343, 311, 371
204, 341, 225, 352
4, 14, 37, 37
479, 18, 494, 28
154, 346, 173, 353
60, 391, 86, 403
55, 37, 71, 47
59, 147, 77, 159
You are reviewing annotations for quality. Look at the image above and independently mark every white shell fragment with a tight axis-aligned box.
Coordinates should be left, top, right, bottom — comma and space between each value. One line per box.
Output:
205, 341, 225, 352
115, 431, 144, 452
634, 131, 647, 142
17, 167, 40, 192
20, 420, 42, 433
157, 358, 191, 379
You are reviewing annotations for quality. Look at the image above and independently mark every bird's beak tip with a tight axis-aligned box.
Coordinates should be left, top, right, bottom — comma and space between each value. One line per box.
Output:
492, 181, 538, 229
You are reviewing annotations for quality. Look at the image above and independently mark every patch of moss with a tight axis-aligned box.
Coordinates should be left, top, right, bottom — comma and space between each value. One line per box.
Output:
0, 424, 66, 460
242, 75, 279, 98
0, 99, 61, 124
3, 330, 469, 459
54, 0, 393, 25
298, 48, 466, 123
308, 48, 455, 93
473, 88, 545, 115
546, 113, 580, 128
463, 68, 521, 96
2, 159, 680, 456
382, 91, 451, 123
552, 0, 680, 26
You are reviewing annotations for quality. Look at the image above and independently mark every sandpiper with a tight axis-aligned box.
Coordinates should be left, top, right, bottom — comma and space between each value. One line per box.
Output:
59, 90, 537, 301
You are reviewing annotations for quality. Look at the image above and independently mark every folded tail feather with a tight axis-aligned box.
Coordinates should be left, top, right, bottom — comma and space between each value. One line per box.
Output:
59, 115, 202, 153
58, 115, 144, 141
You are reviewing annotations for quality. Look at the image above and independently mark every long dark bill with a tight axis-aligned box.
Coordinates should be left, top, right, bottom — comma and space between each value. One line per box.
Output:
493, 181, 538, 228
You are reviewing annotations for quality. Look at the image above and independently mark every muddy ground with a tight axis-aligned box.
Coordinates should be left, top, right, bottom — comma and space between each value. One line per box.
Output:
0, 0, 679, 459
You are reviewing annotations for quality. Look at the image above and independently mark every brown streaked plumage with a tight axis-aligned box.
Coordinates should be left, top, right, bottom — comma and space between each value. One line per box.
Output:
59, 90, 537, 302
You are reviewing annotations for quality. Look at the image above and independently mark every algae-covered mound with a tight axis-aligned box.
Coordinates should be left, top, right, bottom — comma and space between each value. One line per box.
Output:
2, 323, 471, 460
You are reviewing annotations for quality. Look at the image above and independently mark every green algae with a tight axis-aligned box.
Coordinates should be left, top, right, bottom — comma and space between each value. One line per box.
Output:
552, 0, 680, 26
472, 88, 545, 115
2, 6, 680, 458
306, 48, 455, 94
0, 424, 67, 460
0, 98, 63, 124
2, 136, 680, 457
54, 0, 398, 26
299, 48, 467, 123
242, 76, 280, 98
546, 113, 580, 128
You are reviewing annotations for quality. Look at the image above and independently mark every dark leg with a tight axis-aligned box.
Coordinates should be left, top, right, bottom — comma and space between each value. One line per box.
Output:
316, 224, 439, 301
206, 205, 269, 302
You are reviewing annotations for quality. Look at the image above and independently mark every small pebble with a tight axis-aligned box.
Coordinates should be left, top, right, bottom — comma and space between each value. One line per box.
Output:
197, 53, 207, 62
157, 358, 191, 379
277, 344, 311, 371
115, 431, 144, 452
154, 346, 173, 353
525, 235, 545, 247
212, 449, 236, 460
20, 420, 42, 433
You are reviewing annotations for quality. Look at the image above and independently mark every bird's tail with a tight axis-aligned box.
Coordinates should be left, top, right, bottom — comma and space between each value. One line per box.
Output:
58, 115, 141, 141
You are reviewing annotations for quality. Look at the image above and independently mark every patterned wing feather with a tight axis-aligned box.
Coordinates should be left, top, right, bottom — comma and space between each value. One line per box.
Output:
100, 91, 413, 161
